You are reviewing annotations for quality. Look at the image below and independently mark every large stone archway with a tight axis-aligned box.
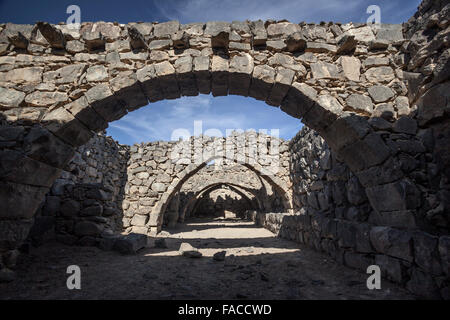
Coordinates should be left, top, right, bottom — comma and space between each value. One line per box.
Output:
182, 182, 261, 220
151, 152, 293, 234
0, 18, 408, 231
177, 173, 283, 222
166, 171, 284, 225
1, 0, 449, 297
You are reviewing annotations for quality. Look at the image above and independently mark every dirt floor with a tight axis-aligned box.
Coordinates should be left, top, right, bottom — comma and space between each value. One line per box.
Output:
0, 218, 416, 300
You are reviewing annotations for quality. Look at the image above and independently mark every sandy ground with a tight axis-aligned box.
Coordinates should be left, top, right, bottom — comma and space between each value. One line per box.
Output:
0, 218, 415, 300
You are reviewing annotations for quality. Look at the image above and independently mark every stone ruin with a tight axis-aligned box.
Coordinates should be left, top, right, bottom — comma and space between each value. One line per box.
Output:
0, 0, 449, 299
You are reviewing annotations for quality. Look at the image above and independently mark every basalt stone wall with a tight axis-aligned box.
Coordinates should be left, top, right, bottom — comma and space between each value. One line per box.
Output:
290, 127, 371, 220
0, 0, 448, 296
402, 0, 450, 235
193, 188, 253, 218
122, 132, 291, 235
254, 125, 449, 299
122, 139, 182, 235
28, 133, 129, 246
172, 161, 288, 225
27, 131, 290, 246
0, 16, 413, 280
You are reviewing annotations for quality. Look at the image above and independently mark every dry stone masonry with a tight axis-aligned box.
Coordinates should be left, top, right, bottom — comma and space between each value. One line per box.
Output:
121, 133, 291, 235
31, 131, 290, 241
0, 0, 449, 298
27, 133, 129, 248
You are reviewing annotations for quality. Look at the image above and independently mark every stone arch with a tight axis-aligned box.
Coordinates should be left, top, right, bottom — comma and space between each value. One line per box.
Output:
1, 3, 449, 298
175, 161, 287, 219
180, 181, 265, 222
0, 19, 413, 261
183, 182, 261, 220
150, 154, 292, 233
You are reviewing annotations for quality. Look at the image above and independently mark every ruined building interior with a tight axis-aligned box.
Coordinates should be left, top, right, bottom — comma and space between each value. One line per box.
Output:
0, 0, 449, 300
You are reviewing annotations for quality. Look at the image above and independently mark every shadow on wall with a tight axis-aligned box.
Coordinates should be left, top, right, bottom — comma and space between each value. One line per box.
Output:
164, 180, 287, 227
0, 238, 417, 300
182, 188, 254, 219
1, 83, 450, 297
26, 132, 130, 248
193, 190, 256, 218
0, 1, 450, 295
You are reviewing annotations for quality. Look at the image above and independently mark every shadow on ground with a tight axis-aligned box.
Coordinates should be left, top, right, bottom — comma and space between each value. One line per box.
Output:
0, 219, 415, 300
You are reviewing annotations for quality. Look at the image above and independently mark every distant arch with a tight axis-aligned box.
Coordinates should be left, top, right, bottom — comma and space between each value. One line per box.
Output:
180, 182, 264, 222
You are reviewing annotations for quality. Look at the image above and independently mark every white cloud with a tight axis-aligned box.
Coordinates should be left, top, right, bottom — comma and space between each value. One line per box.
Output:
151, 0, 362, 23
108, 94, 302, 144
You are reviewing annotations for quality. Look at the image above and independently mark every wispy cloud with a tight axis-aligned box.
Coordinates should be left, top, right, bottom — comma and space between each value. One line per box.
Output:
151, 0, 419, 24
152, 0, 353, 23
105, 0, 419, 145
107, 94, 303, 144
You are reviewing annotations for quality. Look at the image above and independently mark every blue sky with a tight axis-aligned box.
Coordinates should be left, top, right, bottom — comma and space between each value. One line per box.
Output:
0, 0, 421, 144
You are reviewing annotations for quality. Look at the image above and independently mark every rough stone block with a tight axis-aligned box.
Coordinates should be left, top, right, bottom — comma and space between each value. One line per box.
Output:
266, 40, 286, 52
375, 254, 404, 283
131, 214, 148, 227
0, 150, 61, 188
285, 32, 306, 52
406, 267, 440, 299
154, 61, 180, 99
337, 220, 357, 248
64, 96, 108, 131
310, 61, 340, 79
346, 94, 373, 114
174, 56, 198, 96
306, 42, 337, 54
136, 65, 164, 102
74, 221, 103, 237
127, 26, 148, 50
376, 24, 404, 45
42, 107, 94, 147
0, 219, 34, 249
80, 204, 103, 217
228, 53, 253, 96
344, 251, 374, 271
413, 231, 443, 276
205, 22, 230, 49
369, 226, 413, 262
110, 72, 148, 111
339, 56, 361, 81
439, 236, 450, 276
365, 66, 395, 83
366, 179, 421, 212
280, 82, 317, 119
193, 56, 211, 94
0, 87, 26, 109
82, 31, 106, 51
85, 84, 127, 122
37, 22, 65, 49
355, 223, 373, 253
249, 64, 275, 101
60, 200, 81, 217
368, 85, 395, 103
336, 35, 357, 54
370, 210, 417, 229
266, 67, 295, 106
211, 55, 229, 96
336, 133, 390, 172
321, 112, 370, 152
113, 233, 148, 254
302, 95, 343, 131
